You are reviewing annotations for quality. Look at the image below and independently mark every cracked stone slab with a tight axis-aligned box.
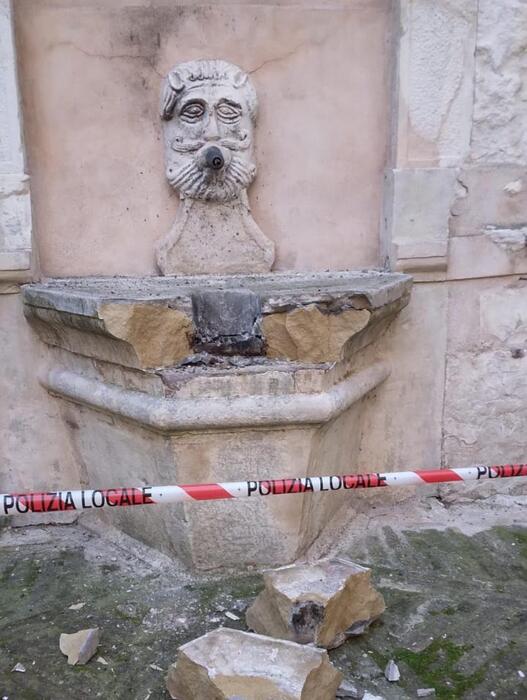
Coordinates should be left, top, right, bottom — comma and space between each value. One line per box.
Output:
165, 627, 342, 700
22, 271, 411, 368
22, 271, 411, 316
246, 558, 385, 649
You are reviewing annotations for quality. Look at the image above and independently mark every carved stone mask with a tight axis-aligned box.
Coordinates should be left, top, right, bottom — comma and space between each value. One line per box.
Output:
161, 59, 258, 202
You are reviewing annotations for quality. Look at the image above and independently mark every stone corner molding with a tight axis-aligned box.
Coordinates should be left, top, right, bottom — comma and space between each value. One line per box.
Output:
0, 1, 33, 291
41, 362, 390, 432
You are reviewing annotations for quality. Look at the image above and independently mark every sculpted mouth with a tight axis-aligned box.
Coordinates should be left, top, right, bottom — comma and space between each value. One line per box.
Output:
204, 146, 225, 170
167, 153, 256, 202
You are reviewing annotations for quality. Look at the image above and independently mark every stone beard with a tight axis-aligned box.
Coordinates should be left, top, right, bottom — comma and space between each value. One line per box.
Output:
161, 60, 258, 203
156, 59, 275, 275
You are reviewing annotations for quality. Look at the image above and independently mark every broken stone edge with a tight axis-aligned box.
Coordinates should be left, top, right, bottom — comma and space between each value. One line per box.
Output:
246, 558, 386, 649
165, 627, 343, 700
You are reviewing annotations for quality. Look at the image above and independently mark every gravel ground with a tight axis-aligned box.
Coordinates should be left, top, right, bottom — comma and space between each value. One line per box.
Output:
0, 493, 525, 699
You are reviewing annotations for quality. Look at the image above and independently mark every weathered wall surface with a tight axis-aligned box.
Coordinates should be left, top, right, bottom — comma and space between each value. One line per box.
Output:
0, 0, 77, 498
470, 0, 527, 165
382, 0, 527, 501
0, 0, 32, 289
13, 0, 392, 276
444, 279, 527, 467
443, 0, 527, 488
2, 0, 526, 542
0, 295, 78, 494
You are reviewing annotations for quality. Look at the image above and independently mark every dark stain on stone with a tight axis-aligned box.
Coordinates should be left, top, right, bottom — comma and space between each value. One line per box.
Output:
191, 289, 264, 356
290, 600, 325, 643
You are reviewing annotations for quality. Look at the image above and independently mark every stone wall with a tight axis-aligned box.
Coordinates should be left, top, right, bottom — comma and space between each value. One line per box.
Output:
1, 0, 526, 529
381, 0, 527, 500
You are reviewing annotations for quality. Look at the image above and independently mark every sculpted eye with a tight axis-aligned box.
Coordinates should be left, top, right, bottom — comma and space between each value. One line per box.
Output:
180, 102, 205, 121
217, 102, 242, 122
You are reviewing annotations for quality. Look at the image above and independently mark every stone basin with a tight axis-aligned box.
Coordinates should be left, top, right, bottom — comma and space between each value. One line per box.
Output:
23, 270, 411, 368
22, 270, 412, 569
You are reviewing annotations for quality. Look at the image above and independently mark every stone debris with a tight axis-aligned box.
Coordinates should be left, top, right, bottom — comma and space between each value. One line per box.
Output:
224, 611, 240, 621
166, 627, 342, 700
59, 628, 100, 665
336, 680, 361, 697
417, 690, 435, 697
518, 670, 525, 678
11, 663, 26, 673
384, 659, 400, 682
149, 663, 164, 672
68, 602, 86, 611
362, 694, 386, 700
96, 657, 109, 666
246, 558, 385, 649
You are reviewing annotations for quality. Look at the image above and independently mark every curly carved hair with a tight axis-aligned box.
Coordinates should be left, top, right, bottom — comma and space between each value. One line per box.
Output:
161, 59, 258, 123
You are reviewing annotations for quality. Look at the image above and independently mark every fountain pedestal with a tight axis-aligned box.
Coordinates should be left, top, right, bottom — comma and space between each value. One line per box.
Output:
23, 270, 411, 569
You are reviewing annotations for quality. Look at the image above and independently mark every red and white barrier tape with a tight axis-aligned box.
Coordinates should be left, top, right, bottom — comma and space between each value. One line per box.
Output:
1, 464, 526, 517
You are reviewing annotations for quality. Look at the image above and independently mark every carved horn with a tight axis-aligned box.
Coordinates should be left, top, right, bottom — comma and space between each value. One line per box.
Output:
232, 70, 248, 89
161, 70, 185, 121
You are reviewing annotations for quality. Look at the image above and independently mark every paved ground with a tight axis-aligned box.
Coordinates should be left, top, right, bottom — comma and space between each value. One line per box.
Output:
0, 494, 525, 700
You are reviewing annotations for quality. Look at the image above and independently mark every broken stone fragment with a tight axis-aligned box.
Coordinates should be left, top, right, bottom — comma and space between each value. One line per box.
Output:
59, 628, 100, 665
336, 680, 361, 698
417, 690, 435, 697
166, 627, 342, 700
384, 659, 400, 682
246, 558, 385, 649
262, 305, 370, 363
99, 303, 193, 369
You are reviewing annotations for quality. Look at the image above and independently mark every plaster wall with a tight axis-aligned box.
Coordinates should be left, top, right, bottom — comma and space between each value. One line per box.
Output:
13, 0, 392, 276
0, 295, 78, 494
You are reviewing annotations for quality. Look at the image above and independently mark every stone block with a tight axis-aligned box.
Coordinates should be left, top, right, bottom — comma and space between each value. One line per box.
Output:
262, 305, 370, 363
99, 302, 193, 369
384, 168, 455, 276
450, 167, 527, 237
471, 0, 527, 164
166, 628, 342, 700
447, 234, 527, 280
479, 283, 527, 348
397, 0, 477, 166
386, 167, 457, 246
192, 288, 263, 356
246, 558, 385, 649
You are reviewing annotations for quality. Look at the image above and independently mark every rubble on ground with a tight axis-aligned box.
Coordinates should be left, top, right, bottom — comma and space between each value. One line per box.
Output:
384, 659, 400, 682
246, 558, 385, 649
165, 627, 342, 700
59, 628, 100, 665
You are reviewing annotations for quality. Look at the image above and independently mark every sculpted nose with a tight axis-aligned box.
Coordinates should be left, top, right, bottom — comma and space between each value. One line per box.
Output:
203, 113, 220, 141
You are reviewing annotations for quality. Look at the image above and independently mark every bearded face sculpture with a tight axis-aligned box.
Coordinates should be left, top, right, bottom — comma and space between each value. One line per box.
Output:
156, 59, 274, 275
161, 60, 258, 202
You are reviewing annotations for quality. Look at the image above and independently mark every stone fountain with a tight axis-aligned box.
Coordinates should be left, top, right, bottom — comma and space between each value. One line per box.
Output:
22, 60, 411, 570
